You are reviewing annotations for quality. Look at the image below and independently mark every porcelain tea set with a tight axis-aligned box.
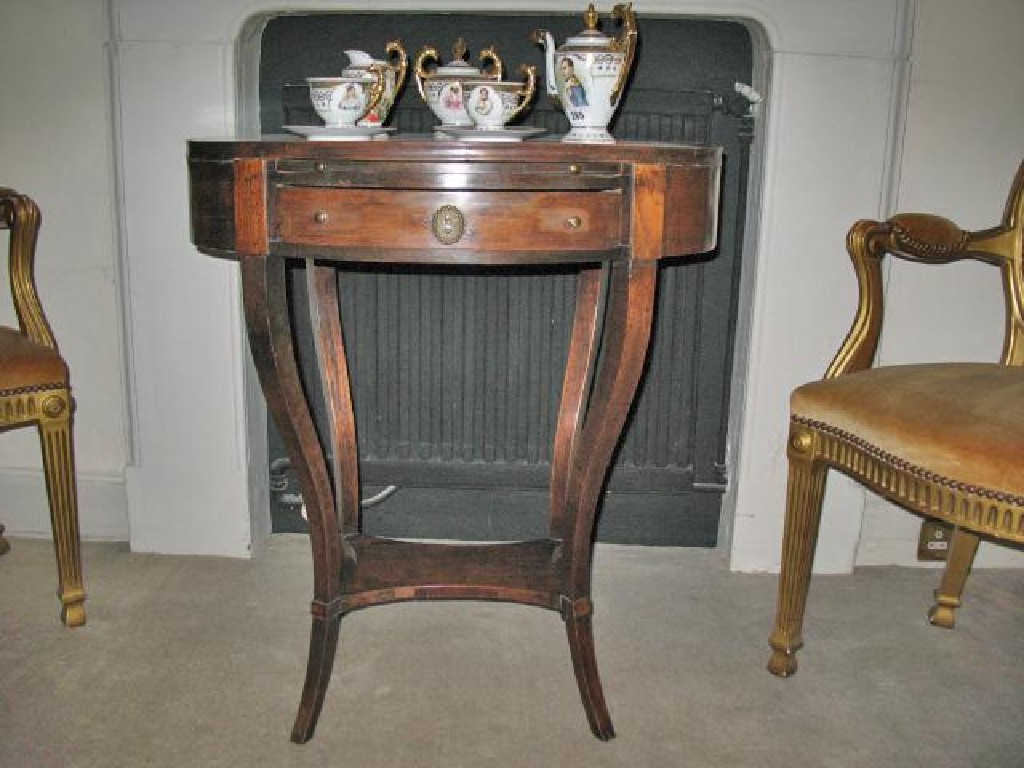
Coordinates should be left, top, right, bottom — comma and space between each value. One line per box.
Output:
288, 3, 638, 143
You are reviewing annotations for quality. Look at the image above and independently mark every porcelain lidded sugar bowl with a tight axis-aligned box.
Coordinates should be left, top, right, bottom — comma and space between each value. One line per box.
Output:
414, 38, 504, 127
336, 41, 408, 126
532, 3, 637, 142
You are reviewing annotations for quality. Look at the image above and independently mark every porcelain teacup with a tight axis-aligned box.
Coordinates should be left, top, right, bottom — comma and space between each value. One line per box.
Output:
465, 65, 536, 130
307, 68, 385, 128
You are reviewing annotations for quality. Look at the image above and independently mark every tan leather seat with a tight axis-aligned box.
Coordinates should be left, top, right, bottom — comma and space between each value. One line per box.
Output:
0, 326, 69, 388
792, 363, 1024, 505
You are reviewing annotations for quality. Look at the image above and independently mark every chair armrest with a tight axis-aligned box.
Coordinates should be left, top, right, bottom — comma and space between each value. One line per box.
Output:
1, 188, 56, 350
827, 161, 1024, 377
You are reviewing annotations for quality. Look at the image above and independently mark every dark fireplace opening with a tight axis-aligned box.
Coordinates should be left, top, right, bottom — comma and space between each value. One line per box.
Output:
257, 12, 754, 546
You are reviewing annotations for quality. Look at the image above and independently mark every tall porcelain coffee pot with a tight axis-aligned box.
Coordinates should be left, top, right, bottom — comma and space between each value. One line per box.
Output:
532, 3, 637, 143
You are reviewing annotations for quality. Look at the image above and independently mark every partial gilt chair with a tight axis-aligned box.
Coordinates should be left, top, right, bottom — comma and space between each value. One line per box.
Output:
0, 188, 85, 627
768, 161, 1024, 677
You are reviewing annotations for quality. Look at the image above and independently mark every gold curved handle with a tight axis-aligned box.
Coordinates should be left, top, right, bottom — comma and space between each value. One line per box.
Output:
610, 3, 637, 106
509, 64, 537, 122
358, 65, 386, 122
478, 45, 503, 80
384, 39, 408, 97
413, 45, 439, 100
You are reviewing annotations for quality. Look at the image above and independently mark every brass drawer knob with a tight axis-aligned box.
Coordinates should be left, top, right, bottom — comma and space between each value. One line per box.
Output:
566, 215, 582, 229
568, 164, 581, 174
315, 161, 328, 173
313, 210, 329, 224
431, 204, 465, 245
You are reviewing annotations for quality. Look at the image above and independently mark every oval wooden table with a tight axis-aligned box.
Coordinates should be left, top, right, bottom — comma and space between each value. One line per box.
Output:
188, 136, 722, 742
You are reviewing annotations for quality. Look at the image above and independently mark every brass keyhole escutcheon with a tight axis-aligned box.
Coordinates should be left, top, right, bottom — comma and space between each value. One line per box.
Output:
313, 210, 329, 224
432, 204, 465, 245
566, 215, 582, 229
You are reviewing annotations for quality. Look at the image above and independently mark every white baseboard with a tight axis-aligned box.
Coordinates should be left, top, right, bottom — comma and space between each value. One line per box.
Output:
0, 467, 129, 541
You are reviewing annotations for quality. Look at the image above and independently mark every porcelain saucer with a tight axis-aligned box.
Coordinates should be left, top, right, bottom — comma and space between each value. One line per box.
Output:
436, 125, 546, 142
283, 125, 396, 141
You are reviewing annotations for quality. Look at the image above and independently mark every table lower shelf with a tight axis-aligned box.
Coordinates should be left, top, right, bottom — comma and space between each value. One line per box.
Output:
339, 535, 567, 613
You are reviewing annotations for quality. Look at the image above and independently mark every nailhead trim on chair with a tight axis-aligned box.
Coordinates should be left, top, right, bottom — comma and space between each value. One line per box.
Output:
0, 382, 65, 397
792, 414, 1024, 508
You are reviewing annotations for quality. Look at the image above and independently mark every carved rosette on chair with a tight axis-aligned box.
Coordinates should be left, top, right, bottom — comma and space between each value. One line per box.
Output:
0, 187, 85, 627
768, 161, 1024, 678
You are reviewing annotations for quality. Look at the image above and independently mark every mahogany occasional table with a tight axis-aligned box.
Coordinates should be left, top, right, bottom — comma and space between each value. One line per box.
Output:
187, 136, 721, 741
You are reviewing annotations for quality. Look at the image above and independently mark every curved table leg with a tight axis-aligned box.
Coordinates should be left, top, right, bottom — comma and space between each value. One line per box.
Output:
307, 264, 362, 534
550, 266, 605, 539
290, 263, 363, 742
555, 259, 658, 740
240, 255, 344, 743
291, 604, 343, 743
563, 597, 613, 740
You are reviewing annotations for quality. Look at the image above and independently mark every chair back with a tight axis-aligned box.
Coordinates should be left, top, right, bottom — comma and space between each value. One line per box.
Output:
1, 187, 56, 350
827, 161, 1024, 378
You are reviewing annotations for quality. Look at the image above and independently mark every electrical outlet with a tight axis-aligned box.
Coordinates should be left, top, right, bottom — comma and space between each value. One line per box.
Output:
917, 520, 953, 561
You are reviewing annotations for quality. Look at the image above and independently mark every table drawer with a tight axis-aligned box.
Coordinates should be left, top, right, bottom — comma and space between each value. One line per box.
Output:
273, 187, 624, 253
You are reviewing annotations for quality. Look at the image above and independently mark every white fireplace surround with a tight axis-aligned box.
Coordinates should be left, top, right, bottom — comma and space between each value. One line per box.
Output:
105, 0, 1019, 571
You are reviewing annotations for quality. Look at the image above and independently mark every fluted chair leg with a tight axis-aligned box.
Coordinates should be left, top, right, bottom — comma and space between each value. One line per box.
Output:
40, 413, 85, 627
928, 526, 980, 630
768, 433, 827, 678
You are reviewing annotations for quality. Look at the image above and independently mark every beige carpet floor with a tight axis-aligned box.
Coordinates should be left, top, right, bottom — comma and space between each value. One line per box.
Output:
2, 535, 1022, 767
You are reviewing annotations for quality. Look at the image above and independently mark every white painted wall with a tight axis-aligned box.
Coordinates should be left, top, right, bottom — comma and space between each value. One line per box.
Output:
1, 0, 1020, 572
0, 0, 128, 540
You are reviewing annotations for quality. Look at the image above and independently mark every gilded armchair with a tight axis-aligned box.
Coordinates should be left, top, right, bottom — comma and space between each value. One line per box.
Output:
0, 187, 85, 627
768, 161, 1024, 677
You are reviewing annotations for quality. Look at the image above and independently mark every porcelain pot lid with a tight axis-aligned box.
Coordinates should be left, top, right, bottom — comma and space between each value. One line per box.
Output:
561, 4, 615, 50
435, 60, 484, 76
433, 38, 490, 77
